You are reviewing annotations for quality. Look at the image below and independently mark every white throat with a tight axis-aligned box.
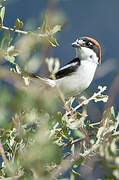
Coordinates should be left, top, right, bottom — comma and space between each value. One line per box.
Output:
76, 47, 99, 64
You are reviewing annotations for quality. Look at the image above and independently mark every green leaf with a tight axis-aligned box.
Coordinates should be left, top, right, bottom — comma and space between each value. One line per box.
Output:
0, 48, 5, 57
39, 17, 61, 35
38, 17, 60, 47
50, 25, 61, 35
111, 106, 115, 119
94, 94, 108, 102
39, 16, 50, 34
57, 112, 70, 139
0, 31, 12, 49
110, 139, 117, 154
39, 17, 47, 33
86, 120, 90, 130
14, 18, 23, 30
0, 6, 5, 27
0, 33, 19, 64
96, 126, 105, 139
0, 48, 16, 64
7, 46, 19, 57
71, 144, 75, 155
4, 55, 15, 64
48, 36, 59, 46
100, 107, 114, 127
114, 113, 119, 131
71, 169, 80, 177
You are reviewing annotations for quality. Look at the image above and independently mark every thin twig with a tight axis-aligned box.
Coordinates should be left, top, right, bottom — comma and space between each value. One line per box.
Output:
67, 86, 107, 115
2, 25, 28, 35
89, 121, 101, 127
2, 25, 55, 38
61, 137, 87, 149
61, 133, 93, 149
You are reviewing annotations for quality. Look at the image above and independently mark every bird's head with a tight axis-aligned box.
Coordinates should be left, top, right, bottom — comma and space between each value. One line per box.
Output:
72, 37, 101, 64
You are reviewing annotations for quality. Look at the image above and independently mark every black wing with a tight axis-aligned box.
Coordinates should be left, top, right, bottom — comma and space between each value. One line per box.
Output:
54, 57, 80, 79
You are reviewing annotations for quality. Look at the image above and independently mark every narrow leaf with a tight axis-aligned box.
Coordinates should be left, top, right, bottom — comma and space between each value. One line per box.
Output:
0, 6, 5, 27
71, 169, 80, 177
4, 55, 15, 64
14, 18, 23, 30
7, 46, 19, 57
48, 36, 59, 46
50, 25, 61, 35
0, 31, 12, 49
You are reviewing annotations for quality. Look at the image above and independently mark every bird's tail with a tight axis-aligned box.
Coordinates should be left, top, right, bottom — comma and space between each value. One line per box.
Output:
27, 72, 56, 88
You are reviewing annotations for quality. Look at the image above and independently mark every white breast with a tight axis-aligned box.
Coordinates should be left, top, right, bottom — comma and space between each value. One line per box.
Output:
56, 60, 97, 97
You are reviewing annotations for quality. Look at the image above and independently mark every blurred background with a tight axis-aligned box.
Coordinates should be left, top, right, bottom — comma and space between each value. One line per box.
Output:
1, 0, 119, 179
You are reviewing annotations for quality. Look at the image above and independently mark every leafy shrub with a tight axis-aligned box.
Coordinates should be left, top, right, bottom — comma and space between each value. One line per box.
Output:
0, 2, 119, 180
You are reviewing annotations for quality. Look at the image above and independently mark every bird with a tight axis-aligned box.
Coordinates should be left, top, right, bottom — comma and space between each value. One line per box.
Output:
29, 36, 101, 98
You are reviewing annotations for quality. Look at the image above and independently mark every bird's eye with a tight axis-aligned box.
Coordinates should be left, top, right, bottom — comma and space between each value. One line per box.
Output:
86, 41, 93, 47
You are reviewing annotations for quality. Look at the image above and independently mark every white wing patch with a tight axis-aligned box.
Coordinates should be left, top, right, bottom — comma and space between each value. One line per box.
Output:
59, 62, 78, 71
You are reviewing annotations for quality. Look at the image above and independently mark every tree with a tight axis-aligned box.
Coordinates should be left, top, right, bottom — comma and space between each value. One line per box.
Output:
0, 1, 119, 179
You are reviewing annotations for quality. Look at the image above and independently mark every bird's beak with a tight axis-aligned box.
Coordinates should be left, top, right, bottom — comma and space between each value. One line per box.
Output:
72, 41, 81, 48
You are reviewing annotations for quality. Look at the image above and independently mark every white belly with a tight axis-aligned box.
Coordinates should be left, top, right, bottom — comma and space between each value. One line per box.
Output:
56, 61, 97, 96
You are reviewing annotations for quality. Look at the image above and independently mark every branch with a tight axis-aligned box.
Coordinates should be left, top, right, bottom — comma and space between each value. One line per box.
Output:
61, 137, 87, 149
2, 25, 28, 35
67, 86, 108, 115
61, 133, 93, 149
2, 25, 59, 38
